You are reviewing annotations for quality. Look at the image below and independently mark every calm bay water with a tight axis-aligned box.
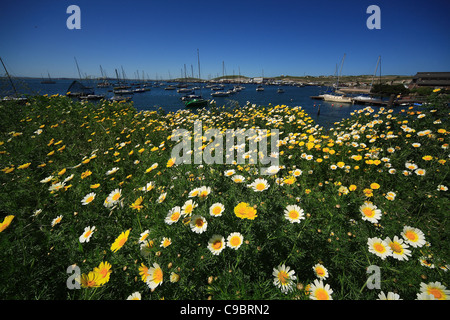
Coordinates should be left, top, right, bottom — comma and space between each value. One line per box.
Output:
3, 78, 376, 129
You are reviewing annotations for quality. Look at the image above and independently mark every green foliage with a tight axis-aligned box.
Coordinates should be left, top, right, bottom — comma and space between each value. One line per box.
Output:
0, 95, 448, 300
371, 84, 410, 97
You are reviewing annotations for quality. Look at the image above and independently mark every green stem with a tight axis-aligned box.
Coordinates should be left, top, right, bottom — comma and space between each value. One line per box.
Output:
136, 212, 143, 234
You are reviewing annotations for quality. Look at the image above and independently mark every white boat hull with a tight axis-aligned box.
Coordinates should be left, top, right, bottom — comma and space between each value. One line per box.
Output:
322, 94, 352, 103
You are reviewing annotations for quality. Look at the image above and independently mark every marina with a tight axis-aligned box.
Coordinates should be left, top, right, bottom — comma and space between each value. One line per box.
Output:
1, 75, 425, 129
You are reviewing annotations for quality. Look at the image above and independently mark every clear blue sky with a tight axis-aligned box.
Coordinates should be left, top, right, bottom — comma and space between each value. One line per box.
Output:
1, 0, 449, 79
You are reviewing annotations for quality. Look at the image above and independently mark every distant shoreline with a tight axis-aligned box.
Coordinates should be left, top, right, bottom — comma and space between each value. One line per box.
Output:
2, 75, 413, 89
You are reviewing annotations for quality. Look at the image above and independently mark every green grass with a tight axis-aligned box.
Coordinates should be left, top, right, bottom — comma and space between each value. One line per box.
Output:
0, 93, 448, 300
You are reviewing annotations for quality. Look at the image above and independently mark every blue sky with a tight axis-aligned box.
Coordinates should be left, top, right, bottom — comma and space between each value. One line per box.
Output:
1, 0, 449, 79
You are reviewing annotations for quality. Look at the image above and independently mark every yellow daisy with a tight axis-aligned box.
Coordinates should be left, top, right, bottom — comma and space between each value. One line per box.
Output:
234, 202, 257, 220
166, 157, 176, 167
138, 263, 151, 282
80, 271, 102, 288
111, 229, 130, 252
94, 261, 112, 285
130, 196, 144, 211
17, 163, 31, 170
0, 215, 14, 233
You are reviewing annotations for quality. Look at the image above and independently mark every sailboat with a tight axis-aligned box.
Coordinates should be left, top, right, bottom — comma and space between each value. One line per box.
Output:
41, 72, 56, 84
0, 57, 28, 102
322, 54, 353, 103
256, 69, 265, 91
185, 49, 209, 108
352, 56, 381, 104
97, 65, 111, 87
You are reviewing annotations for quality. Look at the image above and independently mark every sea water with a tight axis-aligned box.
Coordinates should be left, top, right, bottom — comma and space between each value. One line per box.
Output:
2, 78, 376, 129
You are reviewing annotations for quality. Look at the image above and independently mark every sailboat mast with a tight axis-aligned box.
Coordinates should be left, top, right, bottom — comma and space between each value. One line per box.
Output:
379, 56, 382, 84
0, 57, 18, 97
336, 53, 346, 90
74, 57, 82, 80
197, 49, 201, 80
197, 49, 202, 95
370, 56, 381, 90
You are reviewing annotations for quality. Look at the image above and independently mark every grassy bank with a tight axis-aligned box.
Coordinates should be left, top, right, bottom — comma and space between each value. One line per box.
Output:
0, 94, 448, 300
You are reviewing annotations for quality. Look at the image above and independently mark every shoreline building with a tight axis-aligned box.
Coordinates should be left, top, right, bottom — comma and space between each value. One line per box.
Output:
409, 72, 450, 90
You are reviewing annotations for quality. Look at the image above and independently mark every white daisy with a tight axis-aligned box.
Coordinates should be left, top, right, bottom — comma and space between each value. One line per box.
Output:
190, 215, 207, 234
284, 205, 305, 223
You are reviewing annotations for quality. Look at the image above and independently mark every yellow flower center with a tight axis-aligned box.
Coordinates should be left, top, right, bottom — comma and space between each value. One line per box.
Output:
390, 242, 402, 253
277, 271, 288, 284
315, 288, 330, 300
428, 288, 443, 299
98, 268, 108, 278
212, 240, 223, 250
118, 237, 127, 247
256, 183, 266, 190
87, 280, 97, 287
405, 231, 417, 242
112, 193, 120, 201
230, 236, 241, 247
374, 243, 386, 253
363, 208, 375, 218
171, 212, 180, 221
315, 268, 325, 277
289, 210, 299, 220
153, 268, 163, 284
212, 207, 222, 215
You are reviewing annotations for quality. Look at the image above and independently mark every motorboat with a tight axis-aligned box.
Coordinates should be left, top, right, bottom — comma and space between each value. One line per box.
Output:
322, 93, 353, 103
211, 91, 230, 97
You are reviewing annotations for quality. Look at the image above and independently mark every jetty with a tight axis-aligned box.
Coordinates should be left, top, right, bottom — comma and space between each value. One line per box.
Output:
311, 94, 425, 107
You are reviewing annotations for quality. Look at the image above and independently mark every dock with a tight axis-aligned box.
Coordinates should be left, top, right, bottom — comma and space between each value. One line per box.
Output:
310, 95, 424, 107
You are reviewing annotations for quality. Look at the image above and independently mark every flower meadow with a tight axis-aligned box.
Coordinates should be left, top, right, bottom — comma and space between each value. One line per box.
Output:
0, 94, 449, 300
